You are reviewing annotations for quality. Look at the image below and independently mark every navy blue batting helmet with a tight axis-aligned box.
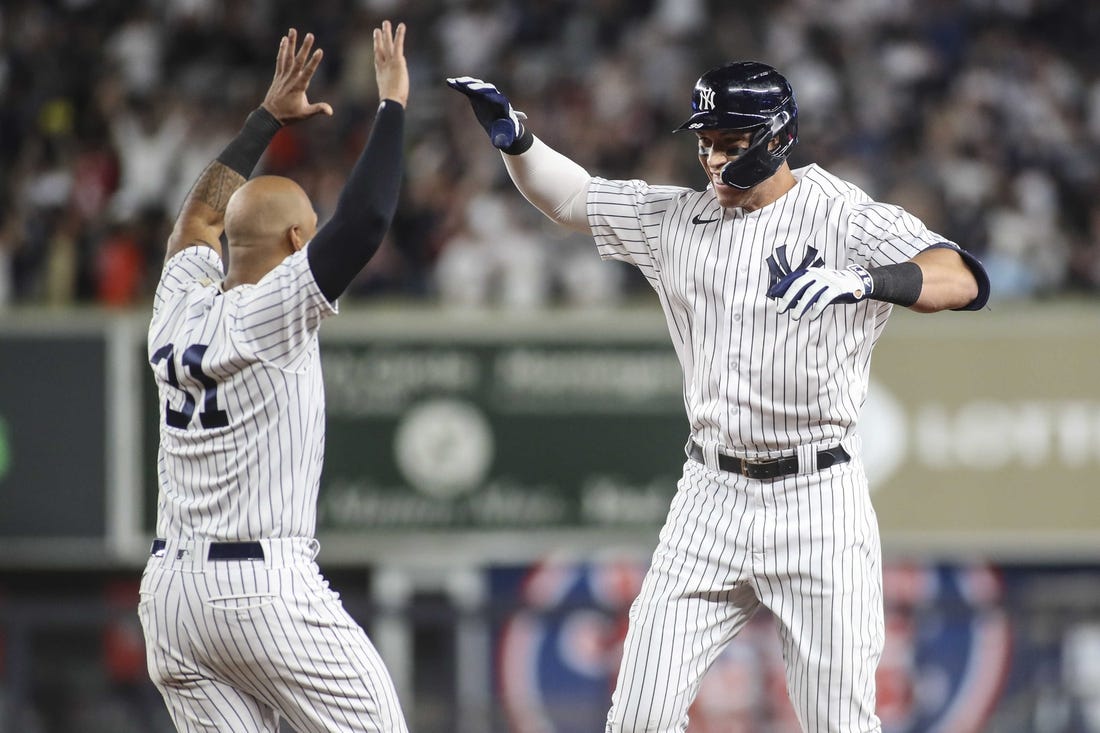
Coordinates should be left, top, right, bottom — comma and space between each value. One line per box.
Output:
676, 61, 798, 189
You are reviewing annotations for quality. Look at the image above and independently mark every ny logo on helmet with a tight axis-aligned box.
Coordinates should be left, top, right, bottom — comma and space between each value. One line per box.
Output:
698, 87, 716, 111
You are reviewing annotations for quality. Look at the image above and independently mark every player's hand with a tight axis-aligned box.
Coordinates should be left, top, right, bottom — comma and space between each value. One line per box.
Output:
445, 76, 527, 150
262, 29, 334, 124
374, 20, 408, 107
768, 261, 875, 321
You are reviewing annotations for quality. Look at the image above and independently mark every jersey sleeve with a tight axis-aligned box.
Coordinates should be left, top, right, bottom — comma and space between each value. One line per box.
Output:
232, 248, 337, 370
847, 202, 954, 268
587, 176, 686, 281
153, 247, 224, 319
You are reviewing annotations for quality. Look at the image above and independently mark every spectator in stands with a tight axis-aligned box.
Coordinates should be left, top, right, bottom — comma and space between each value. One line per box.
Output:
0, 0, 1097, 306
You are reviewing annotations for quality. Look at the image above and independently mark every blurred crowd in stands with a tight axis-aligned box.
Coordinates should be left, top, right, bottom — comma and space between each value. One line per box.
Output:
1, 0, 1099, 309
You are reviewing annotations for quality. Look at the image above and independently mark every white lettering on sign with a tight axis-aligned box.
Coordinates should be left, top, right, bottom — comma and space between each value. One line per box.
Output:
493, 349, 681, 408
323, 349, 480, 416
914, 401, 1100, 470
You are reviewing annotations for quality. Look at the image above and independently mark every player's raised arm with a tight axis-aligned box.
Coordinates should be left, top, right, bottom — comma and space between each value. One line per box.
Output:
164, 29, 334, 263
304, 20, 407, 302
446, 76, 593, 234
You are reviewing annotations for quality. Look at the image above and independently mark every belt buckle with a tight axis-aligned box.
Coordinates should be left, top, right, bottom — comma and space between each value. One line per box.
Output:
742, 456, 779, 480
741, 457, 765, 479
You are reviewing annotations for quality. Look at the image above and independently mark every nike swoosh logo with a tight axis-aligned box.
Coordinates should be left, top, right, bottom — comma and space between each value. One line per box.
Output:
692, 214, 719, 225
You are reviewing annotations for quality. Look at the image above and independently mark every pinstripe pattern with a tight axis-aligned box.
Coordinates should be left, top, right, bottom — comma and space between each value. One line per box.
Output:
607, 452, 882, 733
589, 164, 944, 459
589, 165, 938, 732
149, 247, 334, 541
142, 246, 408, 732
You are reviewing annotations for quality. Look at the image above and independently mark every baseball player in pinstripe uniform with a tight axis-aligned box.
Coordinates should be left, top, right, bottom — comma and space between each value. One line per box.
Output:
140, 23, 410, 732
449, 61, 989, 732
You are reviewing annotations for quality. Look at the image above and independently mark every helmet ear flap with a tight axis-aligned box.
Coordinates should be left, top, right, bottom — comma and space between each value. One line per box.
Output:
720, 109, 798, 189
771, 106, 798, 157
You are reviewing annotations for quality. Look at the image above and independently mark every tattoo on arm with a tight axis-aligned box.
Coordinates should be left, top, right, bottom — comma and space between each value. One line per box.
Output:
182, 162, 246, 216
167, 107, 279, 260
166, 161, 246, 259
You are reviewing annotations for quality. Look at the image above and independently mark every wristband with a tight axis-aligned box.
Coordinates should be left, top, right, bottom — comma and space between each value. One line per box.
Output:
216, 107, 282, 178
866, 262, 923, 306
502, 128, 534, 156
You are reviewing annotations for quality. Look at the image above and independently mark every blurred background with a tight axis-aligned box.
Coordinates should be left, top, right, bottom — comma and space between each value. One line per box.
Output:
1, 0, 1100, 731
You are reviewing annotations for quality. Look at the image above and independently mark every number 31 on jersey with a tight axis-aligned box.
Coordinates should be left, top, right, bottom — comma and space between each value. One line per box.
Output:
150, 343, 229, 429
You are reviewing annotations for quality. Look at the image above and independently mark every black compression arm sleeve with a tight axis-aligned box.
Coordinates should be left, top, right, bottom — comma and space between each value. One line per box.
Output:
216, 107, 282, 178
307, 100, 405, 301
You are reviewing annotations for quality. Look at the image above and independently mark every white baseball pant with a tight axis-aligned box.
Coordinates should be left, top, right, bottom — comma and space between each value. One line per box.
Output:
139, 537, 408, 733
606, 444, 884, 732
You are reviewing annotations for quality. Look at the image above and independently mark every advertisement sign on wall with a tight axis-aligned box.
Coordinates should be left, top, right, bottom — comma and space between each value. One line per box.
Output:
490, 558, 1100, 733
130, 306, 1100, 561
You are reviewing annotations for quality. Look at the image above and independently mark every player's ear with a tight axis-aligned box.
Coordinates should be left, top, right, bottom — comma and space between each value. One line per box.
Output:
287, 225, 305, 252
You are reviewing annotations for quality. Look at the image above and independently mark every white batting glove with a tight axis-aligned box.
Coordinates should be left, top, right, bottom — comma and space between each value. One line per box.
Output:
770, 265, 875, 321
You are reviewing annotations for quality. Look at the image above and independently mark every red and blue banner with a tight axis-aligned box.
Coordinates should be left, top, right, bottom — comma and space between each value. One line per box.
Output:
491, 558, 1100, 732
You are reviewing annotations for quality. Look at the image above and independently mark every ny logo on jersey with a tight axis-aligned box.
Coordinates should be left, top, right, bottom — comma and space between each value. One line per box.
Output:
697, 87, 716, 112
765, 245, 825, 292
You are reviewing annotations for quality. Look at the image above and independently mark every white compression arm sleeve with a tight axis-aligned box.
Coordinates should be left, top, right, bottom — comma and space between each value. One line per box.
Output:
502, 136, 592, 234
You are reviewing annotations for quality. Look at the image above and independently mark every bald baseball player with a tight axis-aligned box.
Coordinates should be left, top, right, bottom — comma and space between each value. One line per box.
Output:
448, 62, 989, 733
140, 23, 410, 733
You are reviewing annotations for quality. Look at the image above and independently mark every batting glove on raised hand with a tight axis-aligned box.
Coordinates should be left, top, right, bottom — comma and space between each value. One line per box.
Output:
446, 76, 529, 151
766, 245, 875, 321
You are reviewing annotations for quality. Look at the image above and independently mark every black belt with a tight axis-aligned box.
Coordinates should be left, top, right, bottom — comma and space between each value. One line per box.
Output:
150, 538, 265, 561
688, 441, 850, 480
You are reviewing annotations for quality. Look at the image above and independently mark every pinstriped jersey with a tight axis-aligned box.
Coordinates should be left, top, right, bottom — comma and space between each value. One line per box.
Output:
588, 163, 949, 458
148, 246, 336, 541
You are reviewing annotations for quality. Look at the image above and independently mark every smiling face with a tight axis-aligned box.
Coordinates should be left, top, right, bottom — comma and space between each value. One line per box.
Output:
694, 128, 798, 211
695, 129, 756, 207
